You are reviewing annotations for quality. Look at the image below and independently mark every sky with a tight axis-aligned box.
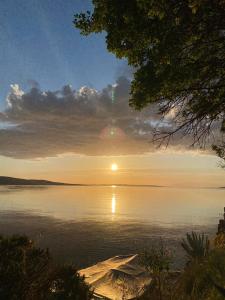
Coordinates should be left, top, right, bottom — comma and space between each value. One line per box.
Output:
0, 0, 225, 187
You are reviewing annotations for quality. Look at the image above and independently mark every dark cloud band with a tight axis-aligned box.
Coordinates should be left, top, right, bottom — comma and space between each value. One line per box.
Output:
0, 77, 213, 159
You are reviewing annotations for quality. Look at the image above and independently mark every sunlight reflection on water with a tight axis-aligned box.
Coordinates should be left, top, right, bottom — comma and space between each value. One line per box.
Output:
112, 194, 116, 214
0, 185, 223, 268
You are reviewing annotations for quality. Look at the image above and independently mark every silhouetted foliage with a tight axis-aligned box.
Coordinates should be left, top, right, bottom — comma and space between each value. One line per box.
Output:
0, 235, 52, 299
49, 265, 93, 300
176, 248, 225, 300
177, 233, 225, 300
0, 235, 93, 300
138, 232, 225, 300
139, 242, 172, 300
74, 0, 225, 155
181, 231, 210, 262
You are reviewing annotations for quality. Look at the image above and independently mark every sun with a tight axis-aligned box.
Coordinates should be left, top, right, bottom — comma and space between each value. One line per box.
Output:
111, 163, 118, 171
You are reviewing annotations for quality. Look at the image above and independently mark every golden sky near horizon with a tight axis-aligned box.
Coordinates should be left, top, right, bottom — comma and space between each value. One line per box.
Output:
1, 151, 225, 188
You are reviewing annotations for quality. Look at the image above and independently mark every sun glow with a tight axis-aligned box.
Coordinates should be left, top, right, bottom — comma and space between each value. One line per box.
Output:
111, 163, 118, 171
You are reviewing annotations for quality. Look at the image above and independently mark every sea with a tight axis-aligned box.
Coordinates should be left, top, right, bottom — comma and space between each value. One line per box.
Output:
0, 185, 224, 268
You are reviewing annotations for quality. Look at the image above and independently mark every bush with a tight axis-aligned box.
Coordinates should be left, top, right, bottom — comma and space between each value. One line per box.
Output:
139, 242, 172, 300
0, 235, 93, 300
181, 232, 210, 262
50, 265, 93, 300
177, 233, 225, 300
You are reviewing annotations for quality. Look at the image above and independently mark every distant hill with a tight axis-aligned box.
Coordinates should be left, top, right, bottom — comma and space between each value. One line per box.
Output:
0, 176, 164, 187
0, 176, 72, 186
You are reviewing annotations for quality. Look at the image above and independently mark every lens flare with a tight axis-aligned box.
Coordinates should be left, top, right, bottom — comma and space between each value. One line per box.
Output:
100, 126, 125, 140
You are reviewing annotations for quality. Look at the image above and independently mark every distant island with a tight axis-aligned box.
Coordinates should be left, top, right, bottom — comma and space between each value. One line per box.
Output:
0, 176, 164, 187
0, 176, 74, 186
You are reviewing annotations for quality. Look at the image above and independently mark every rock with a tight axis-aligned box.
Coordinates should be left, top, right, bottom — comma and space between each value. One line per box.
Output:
79, 254, 152, 300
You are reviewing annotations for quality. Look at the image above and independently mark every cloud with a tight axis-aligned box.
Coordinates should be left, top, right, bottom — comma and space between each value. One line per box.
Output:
0, 77, 214, 159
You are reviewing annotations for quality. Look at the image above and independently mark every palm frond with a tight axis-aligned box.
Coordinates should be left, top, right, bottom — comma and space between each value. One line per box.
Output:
181, 232, 209, 260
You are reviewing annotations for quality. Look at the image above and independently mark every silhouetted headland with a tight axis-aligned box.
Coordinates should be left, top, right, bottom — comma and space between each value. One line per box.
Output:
0, 176, 75, 186
0, 176, 164, 187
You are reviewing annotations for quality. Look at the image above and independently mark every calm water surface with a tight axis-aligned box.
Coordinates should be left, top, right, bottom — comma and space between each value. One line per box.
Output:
0, 186, 224, 268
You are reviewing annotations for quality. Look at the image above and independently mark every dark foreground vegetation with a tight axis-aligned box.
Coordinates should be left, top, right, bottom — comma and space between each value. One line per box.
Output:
0, 235, 93, 300
138, 231, 225, 300
74, 0, 225, 163
2, 228, 225, 300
